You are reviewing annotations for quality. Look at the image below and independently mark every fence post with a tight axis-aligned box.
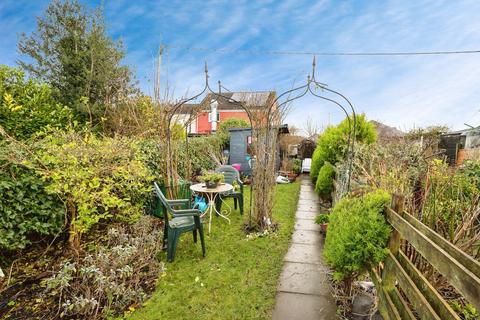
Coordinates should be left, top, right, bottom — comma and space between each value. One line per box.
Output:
382, 194, 405, 290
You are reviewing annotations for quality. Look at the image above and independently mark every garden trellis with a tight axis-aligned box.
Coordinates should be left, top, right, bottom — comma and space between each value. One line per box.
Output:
163, 57, 358, 230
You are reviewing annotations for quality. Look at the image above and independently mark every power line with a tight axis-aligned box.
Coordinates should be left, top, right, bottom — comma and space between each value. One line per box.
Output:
165, 44, 480, 57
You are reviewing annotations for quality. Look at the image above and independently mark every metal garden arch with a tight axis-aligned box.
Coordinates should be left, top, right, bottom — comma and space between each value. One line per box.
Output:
165, 57, 357, 228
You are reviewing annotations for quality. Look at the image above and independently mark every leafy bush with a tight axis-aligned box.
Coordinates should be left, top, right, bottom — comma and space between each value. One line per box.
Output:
198, 170, 225, 183
0, 161, 64, 251
292, 158, 302, 174
315, 162, 335, 200
217, 118, 250, 146
459, 160, 480, 188
310, 114, 376, 182
10, 131, 154, 247
310, 126, 342, 181
43, 216, 163, 319
324, 190, 391, 283
423, 160, 479, 243
350, 140, 427, 197
0, 65, 72, 139
178, 135, 222, 176
315, 214, 329, 224
451, 302, 478, 320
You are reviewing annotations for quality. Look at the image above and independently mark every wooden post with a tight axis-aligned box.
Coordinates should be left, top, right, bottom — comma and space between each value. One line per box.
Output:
388, 194, 405, 255
383, 194, 405, 290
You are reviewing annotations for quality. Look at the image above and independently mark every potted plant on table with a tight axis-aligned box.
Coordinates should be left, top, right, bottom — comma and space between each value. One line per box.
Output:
198, 170, 225, 189
315, 214, 329, 233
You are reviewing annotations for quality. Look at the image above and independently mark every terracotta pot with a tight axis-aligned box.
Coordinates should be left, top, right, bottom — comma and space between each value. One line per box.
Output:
320, 223, 328, 233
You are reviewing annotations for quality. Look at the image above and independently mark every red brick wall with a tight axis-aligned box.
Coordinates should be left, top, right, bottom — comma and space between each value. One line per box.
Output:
196, 111, 250, 134
196, 112, 210, 133
220, 111, 250, 123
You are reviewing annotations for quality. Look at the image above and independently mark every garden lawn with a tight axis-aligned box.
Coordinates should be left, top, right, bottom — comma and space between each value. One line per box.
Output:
128, 181, 301, 320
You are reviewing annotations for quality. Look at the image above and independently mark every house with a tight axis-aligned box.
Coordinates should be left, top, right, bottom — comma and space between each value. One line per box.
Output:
439, 127, 480, 165
174, 91, 276, 135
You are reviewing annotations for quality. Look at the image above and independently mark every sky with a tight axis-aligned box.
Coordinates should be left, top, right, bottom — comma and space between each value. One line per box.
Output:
1, 0, 480, 132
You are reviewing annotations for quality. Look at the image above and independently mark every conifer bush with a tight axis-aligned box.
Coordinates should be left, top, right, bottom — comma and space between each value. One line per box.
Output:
310, 114, 376, 198
324, 190, 391, 287
315, 162, 335, 200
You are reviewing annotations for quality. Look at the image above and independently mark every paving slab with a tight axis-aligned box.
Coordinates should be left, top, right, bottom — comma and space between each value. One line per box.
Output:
296, 210, 317, 220
284, 243, 324, 264
297, 199, 323, 206
291, 229, 322, 245
273, 177, 336, 319
272, 292, 336, 320
298, 192, 319, 199
296, 204, 321, 212
278, 262, 332, 295
294, 219, 321, 232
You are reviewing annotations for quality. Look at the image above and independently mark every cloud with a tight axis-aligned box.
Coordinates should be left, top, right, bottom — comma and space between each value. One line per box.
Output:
1, 0, 479, 131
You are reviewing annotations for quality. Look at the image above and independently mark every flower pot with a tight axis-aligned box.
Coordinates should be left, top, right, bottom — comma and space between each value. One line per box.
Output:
287, 172, 297, 182
320, 223, 328, 234
205, 181, 219, 189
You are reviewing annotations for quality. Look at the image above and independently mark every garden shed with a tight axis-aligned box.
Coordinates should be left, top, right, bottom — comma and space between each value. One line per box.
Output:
228, 128, 253, 175
228, 125, 289, 175
439, 127, 480, 165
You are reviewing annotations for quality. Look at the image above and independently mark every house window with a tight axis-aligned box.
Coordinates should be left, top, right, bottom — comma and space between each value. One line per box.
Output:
208, 112, 220, 122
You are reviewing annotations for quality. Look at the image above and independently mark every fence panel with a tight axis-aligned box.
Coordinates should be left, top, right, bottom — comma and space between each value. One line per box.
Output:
371, 194, 480, 319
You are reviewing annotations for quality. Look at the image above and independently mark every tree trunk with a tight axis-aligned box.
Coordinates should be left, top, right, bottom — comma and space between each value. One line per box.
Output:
67, 198, 80, 251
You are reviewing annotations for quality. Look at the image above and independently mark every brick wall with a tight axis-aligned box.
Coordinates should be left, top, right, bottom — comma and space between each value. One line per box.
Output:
195, 111, 251, 134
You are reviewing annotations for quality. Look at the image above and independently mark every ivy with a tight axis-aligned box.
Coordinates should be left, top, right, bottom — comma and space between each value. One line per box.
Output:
0, 162, 64, 251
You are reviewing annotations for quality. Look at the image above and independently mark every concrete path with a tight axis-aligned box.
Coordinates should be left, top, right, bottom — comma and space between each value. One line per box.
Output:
272, 177, 337, 320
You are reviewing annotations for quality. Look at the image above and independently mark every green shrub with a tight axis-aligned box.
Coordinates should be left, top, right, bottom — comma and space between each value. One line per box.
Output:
310, 126, 342, 182
0, 65, 71, 140
423, 160, 479, 243
292, 158, 302, 174
17, 131, 154, 247
459, 160, 480, 188
43, 216, 163, 319
0, 161, 64, 251
136, 138, 164, 182
324, 190, 391, 283
315, 214, 329, 224
217, 118, 250, 146
310, 114, 376, 183
315, 162, 335, 200
178, 135, 222, 176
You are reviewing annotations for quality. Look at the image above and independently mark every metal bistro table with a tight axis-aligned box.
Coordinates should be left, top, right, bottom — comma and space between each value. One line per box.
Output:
190, 182, 233, 233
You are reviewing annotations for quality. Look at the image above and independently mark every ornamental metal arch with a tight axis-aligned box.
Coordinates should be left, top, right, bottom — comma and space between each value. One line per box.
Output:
166, 57, 357, 226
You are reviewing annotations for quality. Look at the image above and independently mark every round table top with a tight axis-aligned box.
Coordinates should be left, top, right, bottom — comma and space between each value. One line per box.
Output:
190, 182, 233, 194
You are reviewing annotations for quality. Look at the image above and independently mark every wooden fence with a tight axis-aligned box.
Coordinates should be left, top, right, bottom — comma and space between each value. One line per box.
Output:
371, 194, 480, 320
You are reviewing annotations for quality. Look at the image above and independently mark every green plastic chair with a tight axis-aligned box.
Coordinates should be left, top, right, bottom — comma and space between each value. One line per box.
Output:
215, 165, 244, 215
153, 182, 206, 262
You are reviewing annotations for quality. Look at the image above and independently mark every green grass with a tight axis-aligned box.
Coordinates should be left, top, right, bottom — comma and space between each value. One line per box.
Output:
128, 181, 301, 320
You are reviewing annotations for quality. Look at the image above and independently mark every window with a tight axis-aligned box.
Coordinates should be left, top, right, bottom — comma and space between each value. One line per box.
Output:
208, 112, 220, 122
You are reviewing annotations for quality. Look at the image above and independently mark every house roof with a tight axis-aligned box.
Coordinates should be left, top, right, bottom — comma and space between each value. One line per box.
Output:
228, 123, 289, 134
175, 91, 276, 113
442, 126, 480, 136
203, 91, 275, 110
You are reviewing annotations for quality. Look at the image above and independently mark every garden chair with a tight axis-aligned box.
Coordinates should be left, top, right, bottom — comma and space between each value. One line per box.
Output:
214, 165, 244, 215
153, 182, 206, 262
